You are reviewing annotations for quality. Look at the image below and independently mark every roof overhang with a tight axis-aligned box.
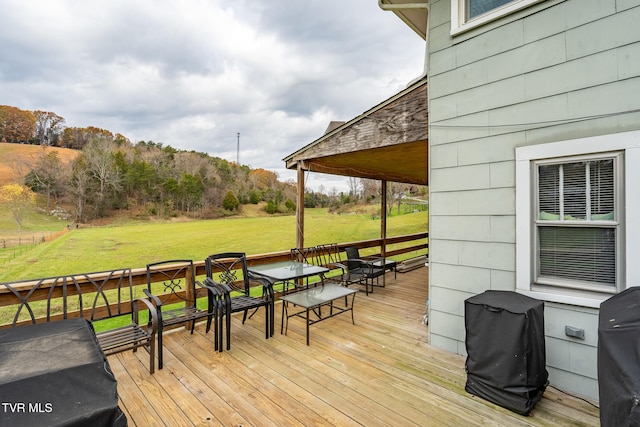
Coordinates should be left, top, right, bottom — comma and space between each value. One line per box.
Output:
378, 0, 429, 40
284, 79, 428, 186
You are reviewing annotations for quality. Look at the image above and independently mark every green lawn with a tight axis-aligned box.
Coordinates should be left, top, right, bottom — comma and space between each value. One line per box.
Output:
0, 208, 427, 281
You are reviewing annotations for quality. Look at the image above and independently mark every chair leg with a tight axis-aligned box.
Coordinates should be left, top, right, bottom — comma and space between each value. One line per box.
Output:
157, 325, 164, 370
149, 338, 155, 374
217, 312, 223, 353
212, 315, 218, 352
270, 301, 275, 337
220, 313, 225, 352
226, 313, 231, 351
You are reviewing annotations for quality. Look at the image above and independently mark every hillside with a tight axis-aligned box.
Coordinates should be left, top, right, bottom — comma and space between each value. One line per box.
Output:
0, 143, 79, 185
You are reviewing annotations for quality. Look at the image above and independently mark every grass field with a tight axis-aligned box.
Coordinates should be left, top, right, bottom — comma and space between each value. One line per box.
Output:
0, 143, 428, 281
0, 207, 428, 281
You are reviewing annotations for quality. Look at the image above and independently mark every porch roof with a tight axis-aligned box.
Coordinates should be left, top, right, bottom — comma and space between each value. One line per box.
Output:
283, 78, 428, 186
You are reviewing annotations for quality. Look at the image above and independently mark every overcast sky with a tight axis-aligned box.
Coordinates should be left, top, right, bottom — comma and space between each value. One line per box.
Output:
0, 0, 425, 192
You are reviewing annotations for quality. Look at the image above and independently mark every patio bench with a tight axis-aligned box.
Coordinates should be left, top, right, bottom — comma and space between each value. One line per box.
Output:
0, 268, 158, 374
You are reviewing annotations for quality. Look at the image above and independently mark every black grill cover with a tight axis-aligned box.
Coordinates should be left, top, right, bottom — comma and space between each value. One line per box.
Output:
0, 319, 127, 427
465, 290, 548, 415
598, 287, 640, 427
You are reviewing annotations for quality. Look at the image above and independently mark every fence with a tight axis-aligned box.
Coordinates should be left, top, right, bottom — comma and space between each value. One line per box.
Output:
0, 230, 67, 265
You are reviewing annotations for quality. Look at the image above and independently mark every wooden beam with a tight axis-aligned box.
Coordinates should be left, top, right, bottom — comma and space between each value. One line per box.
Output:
287, 140, 428, 186
296, 162, 304, 249
381, 181, 387, 257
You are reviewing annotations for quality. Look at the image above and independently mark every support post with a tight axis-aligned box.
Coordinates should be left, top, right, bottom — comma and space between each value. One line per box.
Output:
296, 162, 305, 249
381, 180, 387, 257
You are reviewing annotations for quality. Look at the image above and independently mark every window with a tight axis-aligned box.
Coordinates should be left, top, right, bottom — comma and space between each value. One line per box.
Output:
451, 0, 545, 35
535, 156, 619, 292
516, 130, 640, 308
468, 0, 514, 19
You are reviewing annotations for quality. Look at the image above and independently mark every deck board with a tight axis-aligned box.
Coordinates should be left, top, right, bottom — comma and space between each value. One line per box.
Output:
109, 267, 600, 426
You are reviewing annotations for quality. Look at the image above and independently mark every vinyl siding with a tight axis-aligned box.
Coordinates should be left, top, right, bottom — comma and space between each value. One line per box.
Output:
427, 0, 640, 401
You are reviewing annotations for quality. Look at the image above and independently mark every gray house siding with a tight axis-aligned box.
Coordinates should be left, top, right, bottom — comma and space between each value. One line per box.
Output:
427, 0, 640, 400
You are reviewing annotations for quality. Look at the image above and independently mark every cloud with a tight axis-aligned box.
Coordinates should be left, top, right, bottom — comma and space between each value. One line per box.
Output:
0, 0, 425, 191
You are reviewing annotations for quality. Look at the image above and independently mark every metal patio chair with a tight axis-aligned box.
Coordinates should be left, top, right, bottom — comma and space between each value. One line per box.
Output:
344, 246, 387, 296
290, 246, 320, 291
315, 243, 347, 286
145, 259, 220, 369
205, 252, 274, 351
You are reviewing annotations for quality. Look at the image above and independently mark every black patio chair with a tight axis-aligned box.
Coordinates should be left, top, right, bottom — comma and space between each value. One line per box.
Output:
290, 246, 319, 291
205, 252, 274, 351
145, 259, 220, 369
290, 246, 316, 263
315, 243, 347, 286
344, 246, 387, 296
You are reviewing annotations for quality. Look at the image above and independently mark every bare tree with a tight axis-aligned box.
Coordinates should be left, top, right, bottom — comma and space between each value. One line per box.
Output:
361, 179, 379, 204
33, 111, 65, 146
348, 177, 361, 198
83, 138, 122, 212
24, 148, 67, 209
68, 155, 92, 222
385, 182, 408, 215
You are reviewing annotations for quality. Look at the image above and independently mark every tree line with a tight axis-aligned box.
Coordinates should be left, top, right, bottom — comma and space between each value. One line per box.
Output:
1, 105, 298, 222
22, 139, 299, 223
0, 105, 126, 148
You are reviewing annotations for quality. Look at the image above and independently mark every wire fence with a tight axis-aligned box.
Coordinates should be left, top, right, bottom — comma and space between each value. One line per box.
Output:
0, 230, 67, 266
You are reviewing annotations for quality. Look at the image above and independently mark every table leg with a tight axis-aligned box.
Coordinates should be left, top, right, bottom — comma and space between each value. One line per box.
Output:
350, 293, 356, 325
281, 300, 286, 334
306, 307, 310, 346
282, 301, 289, 336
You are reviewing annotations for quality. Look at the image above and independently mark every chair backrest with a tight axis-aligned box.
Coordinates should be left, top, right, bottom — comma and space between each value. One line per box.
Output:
315, 243, 340, 267
205, 252, 250, 296
146, 259, 196, 305
291, 246, 316, 264
1, 268, 135, 326
344, 247, 362, 271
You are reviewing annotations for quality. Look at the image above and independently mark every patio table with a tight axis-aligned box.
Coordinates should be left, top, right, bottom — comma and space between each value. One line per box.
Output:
370, 258, 397, 279
249, 260, 330, 333
0, 318, 127, 427
249, 260, 329, 288
280, 284, 358, 345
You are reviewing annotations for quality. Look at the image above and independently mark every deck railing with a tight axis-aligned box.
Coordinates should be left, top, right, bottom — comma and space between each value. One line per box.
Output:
0, 232, 427, 329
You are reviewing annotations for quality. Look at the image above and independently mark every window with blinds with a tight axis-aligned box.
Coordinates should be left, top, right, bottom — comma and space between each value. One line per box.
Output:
535, 157, 619, 289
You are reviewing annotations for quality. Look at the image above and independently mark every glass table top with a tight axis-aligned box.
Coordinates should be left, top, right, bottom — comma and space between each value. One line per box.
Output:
249, 260, 329, 281
280, 284, 357, 308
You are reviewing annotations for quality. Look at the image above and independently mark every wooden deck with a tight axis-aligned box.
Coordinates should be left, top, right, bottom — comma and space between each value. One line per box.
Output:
108, 267, 600, 426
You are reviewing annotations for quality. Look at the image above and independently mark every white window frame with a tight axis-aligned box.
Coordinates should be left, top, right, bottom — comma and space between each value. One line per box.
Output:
451, 0, 545, 36
516, 130, 640, 308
